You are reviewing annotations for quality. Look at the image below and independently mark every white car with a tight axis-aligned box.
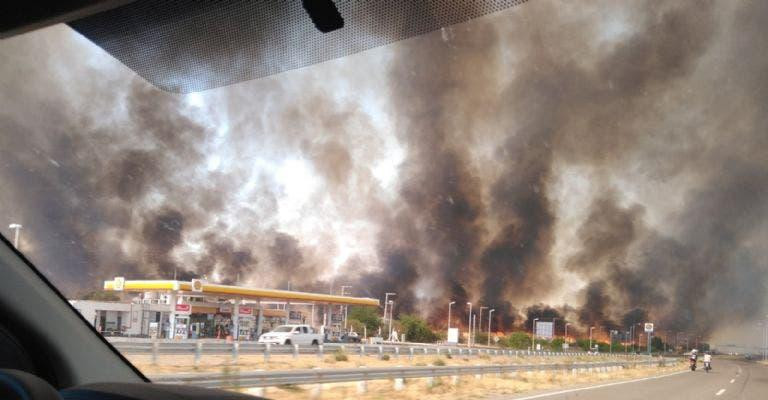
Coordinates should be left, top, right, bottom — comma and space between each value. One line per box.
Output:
258, 324, 323, 345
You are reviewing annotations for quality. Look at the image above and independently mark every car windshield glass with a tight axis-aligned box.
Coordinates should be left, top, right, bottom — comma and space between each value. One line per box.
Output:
2, 1, 767, 398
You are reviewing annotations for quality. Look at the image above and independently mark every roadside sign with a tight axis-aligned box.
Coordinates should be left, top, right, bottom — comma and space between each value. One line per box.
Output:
562, 343, 569, 350
447, 328, 459, 343
535, 321, 554, 339
219, 304, 232, 313
644, 323, 654, 333
191, 279, 203, 292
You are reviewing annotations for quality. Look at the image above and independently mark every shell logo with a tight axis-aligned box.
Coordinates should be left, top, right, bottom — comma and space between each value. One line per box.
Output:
191, 279, 203, 292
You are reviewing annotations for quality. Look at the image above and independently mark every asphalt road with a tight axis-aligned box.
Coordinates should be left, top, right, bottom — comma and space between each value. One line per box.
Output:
500, 358, 767, 400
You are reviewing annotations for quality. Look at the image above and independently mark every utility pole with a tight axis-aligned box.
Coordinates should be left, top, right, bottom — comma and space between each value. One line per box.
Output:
532, 318, 539, 351
447, 301, 455, 329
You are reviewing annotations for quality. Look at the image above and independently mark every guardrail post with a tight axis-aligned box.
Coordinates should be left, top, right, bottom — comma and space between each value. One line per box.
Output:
475, 365, 482, 379
232, 342, 239, 363
423, 347, 428, 355
452, 375, 459, 385
194, 342, 202, 367
311, 383, 323, 399
409, 347, 414, 361
448, 348, 452, 357
318, 344, 324, 359
265, 343, 271, 363
357, 366, 367, 394
151, 341, 159, 365
395, 346, 400, 358
293, 344, 299, 359
436, 347, 440, 356
360, 345, 365, 358
378, 345, 383, 359
458, 348, 463, 356
394, 377, 405, 391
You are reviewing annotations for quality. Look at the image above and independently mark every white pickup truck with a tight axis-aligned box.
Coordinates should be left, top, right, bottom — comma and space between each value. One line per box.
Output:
258, 324, 323, 345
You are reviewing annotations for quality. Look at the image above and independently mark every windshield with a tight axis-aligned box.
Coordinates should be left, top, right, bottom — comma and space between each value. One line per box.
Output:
2, 1, 767, 399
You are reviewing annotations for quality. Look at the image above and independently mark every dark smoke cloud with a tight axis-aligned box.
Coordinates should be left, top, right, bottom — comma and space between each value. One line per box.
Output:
1, 0, 767, 341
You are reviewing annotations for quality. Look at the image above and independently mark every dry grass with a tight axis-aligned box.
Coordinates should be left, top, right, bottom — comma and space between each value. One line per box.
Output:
128, 352, 637, 375
236, 361, 686, 400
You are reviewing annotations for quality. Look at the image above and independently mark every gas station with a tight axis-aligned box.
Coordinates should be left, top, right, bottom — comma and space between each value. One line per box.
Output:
92, 277, 379, 340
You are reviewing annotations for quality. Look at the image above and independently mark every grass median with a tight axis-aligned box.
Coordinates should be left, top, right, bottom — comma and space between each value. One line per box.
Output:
236, 358, 686, 399
127, 350, 642, 375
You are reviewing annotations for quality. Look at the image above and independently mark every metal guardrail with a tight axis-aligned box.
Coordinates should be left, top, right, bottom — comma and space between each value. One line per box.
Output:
112, 340, 615, 359
151, 358, 671, 388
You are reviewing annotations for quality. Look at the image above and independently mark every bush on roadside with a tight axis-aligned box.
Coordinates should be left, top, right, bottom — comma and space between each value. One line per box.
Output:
380, 354, 390, 361
433, 358, 446, 366
334, 349, 348, 362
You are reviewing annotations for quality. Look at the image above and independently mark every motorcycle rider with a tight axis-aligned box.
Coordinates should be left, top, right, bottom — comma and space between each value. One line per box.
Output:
703, 352, 712, 371
689, 349, 698, 370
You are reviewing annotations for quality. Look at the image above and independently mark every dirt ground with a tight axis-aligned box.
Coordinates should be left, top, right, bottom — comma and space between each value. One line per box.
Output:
237, 361, 686, 400
129, 352, 640, 375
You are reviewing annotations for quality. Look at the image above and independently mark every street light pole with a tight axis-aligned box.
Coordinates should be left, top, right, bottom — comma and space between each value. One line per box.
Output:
609, 329, 613, 354
488, 309, 495, 346
466, 302, 472, 346
447, 301, 456, 329
9, 223, 22, 249
589, 326, 595, 352
532, 318, 539, 351
479, 306, 488, 334
472, 314, 477, 346
383, 293, 395, 337
387, 300, 395, 340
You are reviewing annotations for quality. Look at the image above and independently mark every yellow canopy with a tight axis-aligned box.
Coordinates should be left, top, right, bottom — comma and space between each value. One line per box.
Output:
103, 279, 379, 307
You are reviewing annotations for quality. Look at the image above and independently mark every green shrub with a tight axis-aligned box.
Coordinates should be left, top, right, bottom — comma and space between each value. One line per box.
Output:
398, 314, 439, 343
380, 354, 390, 361
334, 350, 348, 362
433, 358, 446, 366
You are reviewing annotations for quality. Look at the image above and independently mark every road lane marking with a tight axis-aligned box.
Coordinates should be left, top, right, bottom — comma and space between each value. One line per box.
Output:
508, 370, 688, 400
716, 388, 726, 396
730, 378, 735, 383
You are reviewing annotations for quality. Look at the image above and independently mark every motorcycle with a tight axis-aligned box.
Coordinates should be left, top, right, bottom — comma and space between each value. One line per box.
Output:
704, 361, 711, 373
689, 358, 697, 371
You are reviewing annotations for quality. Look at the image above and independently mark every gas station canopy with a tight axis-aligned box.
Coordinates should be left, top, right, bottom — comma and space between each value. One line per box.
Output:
103, 279, 379, 307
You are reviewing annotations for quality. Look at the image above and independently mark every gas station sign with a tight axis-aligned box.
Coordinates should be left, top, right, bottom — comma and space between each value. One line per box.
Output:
238, 306, 253, 315
174, 303, 191, 314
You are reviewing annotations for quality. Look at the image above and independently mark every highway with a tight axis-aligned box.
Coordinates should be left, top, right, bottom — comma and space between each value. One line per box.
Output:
500, 358, 767, 399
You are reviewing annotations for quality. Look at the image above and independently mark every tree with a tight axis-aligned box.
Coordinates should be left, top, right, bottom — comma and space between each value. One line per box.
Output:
347, 306, 381, 333
651, 336, 664, 352
80, 290, 120, 301
398, 314, 438, 343
504, 331, 531, 349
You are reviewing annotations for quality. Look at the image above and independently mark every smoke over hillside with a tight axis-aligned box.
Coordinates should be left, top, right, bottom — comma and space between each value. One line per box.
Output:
1, 0, 767, 338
